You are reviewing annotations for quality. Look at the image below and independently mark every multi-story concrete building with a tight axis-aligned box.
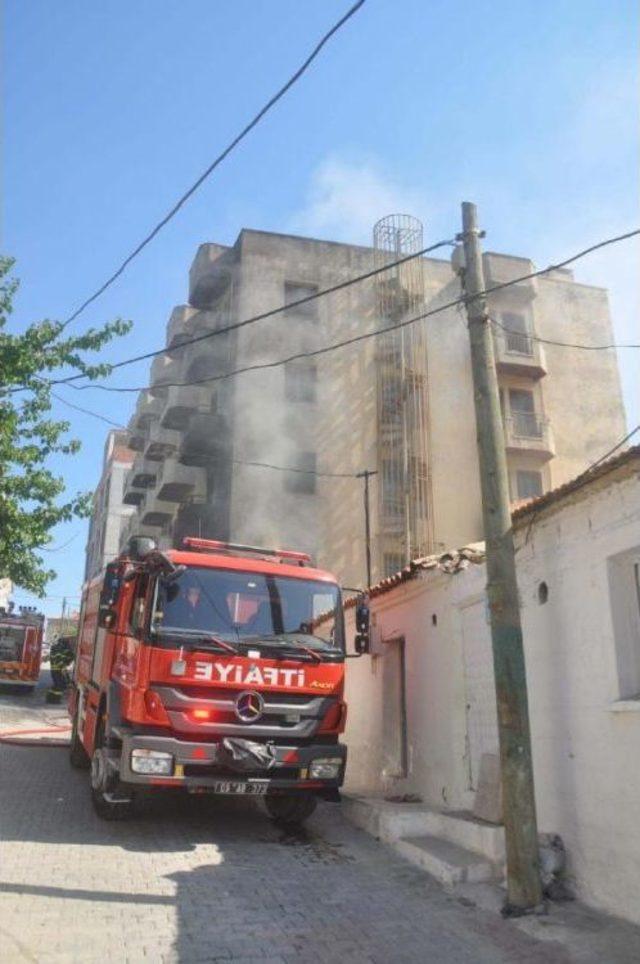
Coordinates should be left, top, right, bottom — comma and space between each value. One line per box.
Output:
85, 430, 135, 580
119, 223, 626, 588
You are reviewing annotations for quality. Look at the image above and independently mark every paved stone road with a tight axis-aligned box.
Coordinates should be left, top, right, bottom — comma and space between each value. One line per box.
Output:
0, 684, 628, 963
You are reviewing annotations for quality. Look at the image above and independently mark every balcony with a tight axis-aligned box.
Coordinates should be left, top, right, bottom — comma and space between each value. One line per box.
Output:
131, 392, 163, 430
126, 419, 147, 453
179, 412, 227, 467
493, 329, 547, 379
188, 309, 221, 337
140, 490, 177, 528
503, 414, 555, 460
143, 424, 181, 461
189, 244, 234, 308
149, 355, 182, 398
166, 306, 197, 356
156, 459, 206, 503
483, 253, 537, 302
129, 456, 158, 488
160, 385, 210, 431
122, 457, 158, 505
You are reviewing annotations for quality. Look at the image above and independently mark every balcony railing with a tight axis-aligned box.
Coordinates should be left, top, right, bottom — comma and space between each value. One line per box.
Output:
493, 329, 546, 379
156, 460, 206, 503
166, 305, 197, 355
160, 385, 210, 431
149, 355, 183, 398
503, 414, 554, 458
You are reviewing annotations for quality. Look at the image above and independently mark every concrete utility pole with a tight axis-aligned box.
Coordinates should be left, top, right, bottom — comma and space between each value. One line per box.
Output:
356, 470, 377, 587
459, 202, 542, 912
60, 596, 67, 637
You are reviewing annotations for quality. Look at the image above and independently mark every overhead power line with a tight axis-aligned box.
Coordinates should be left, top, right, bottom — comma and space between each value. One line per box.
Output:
47, 237, 455, 388
49, 386, 355, 478
58, 0, 367, 331
575, 424, 640, 477
50, 390, 125, 427
66, 227, 640, 395
489, 315, 640, 351
520, 424, 640, 543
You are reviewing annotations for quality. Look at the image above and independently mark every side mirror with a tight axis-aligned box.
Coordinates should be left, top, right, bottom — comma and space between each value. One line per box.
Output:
354, 595, 370, 655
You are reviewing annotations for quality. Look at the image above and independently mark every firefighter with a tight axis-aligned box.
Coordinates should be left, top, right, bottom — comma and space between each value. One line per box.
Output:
49, 634, 75, 694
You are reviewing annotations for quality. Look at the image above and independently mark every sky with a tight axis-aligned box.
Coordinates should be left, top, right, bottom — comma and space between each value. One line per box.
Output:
3, 0, 639, 616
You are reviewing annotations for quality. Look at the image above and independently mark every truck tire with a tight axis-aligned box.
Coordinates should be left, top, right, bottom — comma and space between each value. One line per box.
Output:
265, 793, 317, 826
90, 724, 134, 821
69, 711, 90, 770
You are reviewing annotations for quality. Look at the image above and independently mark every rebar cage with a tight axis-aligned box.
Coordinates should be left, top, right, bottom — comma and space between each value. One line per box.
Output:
373, 214, 434, 577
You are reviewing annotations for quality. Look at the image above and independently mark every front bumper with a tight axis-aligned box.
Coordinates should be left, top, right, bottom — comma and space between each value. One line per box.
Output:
117, 732, 347, 796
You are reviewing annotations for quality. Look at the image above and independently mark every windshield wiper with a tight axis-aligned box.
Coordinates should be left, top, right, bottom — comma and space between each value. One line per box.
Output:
156, 628, 238, 655
239, 634, 325, 662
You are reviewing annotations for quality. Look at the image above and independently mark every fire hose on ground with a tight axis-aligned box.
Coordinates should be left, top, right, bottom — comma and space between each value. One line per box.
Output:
0, 724, 71, 747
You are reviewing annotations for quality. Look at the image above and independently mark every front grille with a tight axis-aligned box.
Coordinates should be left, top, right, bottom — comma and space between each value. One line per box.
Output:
154, 684, 334, 739
176, 685, 314, 706
183, 764, 299, 780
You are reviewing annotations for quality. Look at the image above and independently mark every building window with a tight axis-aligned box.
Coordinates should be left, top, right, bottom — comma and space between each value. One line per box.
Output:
509, 389, 543, 438
284, 451, 317, 494
516, 470, 543, 500
285, 282, 318, 321
608, 549, 640, 700
383, 553, 405, 578
502, 311, 532, 355
285, 361, 317, 403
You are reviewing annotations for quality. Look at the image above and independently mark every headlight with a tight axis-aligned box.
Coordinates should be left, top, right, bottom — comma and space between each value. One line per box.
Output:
309, 757, 342, 780
131, 749, 174, 775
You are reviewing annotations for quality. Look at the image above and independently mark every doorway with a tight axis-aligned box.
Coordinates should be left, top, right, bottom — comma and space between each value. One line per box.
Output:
382, 636, 408, 779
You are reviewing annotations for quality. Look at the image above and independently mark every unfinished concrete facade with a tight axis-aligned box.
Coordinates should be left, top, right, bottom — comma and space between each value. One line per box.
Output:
119, 227, 626, 589
85, 430, 135, 581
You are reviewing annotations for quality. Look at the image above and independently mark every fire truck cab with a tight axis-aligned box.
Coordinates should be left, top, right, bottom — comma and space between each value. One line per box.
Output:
69, 536, 368, 821
0, 607, 45, 690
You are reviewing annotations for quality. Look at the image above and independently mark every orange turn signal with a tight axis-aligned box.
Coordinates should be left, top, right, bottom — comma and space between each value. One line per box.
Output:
191, 708, 214, 722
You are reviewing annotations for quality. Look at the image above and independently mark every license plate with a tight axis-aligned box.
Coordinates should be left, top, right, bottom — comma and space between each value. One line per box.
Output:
211, 780, 268, 796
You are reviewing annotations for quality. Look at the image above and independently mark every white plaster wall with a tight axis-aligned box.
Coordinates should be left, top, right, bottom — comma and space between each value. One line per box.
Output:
513, 471, 640, 924
344, 573, 476, 813
343, 469, 640, 924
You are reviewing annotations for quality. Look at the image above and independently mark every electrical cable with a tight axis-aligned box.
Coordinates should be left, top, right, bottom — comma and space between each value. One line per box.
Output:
58, 0, 367, 332
46, 386, 359, 477
572, 424, 639, 478
519, 424, 640, 543
50, 390, 125, 427
46, 237, 455, 388
489, 315, 640, 351
39, 532, 81, 553
58, 227, 640, 395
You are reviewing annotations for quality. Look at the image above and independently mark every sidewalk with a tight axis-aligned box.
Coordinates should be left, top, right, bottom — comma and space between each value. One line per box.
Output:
342, 795, 640, 964
0, 670, 71, 745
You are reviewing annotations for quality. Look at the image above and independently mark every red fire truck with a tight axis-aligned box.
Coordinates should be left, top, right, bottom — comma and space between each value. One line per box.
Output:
69, 536, 369, 821
0, 607, 46, 690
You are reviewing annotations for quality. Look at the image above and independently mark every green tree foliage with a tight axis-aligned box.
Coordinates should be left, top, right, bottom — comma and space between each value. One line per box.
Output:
0, 257, 131, 594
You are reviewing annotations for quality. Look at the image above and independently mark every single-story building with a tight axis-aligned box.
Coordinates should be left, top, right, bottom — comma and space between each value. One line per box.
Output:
343, 445, 640, 924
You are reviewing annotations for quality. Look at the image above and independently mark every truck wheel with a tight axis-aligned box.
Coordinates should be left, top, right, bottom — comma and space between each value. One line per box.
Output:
90, 726, 134, 821
265, 793, 317, 826
69, 712, 90, 770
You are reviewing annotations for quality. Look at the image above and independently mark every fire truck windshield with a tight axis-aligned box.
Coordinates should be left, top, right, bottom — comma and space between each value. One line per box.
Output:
152, 567, 343, 652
